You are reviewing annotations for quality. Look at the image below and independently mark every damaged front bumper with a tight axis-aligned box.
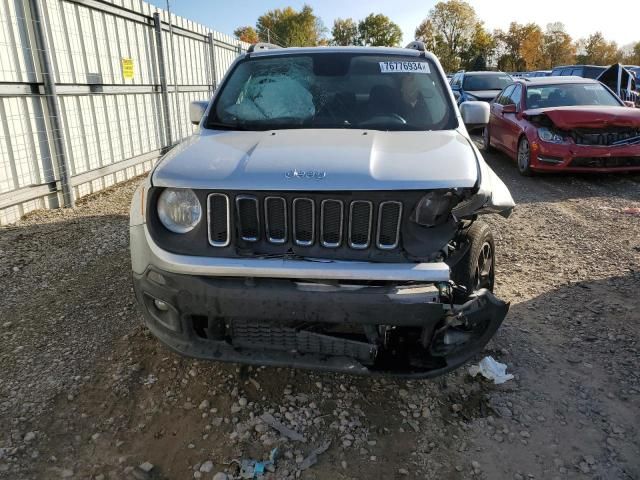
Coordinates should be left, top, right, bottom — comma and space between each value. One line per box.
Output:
133, 267, 508, 379
131, 224, 509, 378
531, 140, 640, 172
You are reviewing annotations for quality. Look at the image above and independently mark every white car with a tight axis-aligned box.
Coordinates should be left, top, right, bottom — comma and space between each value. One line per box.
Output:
129, 42, 515, 378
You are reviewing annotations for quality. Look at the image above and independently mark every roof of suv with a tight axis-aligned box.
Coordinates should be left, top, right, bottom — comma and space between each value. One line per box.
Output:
248, 45, 426, 58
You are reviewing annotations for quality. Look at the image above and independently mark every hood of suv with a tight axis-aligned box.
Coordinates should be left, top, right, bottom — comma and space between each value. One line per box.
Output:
152, 129, 479, 191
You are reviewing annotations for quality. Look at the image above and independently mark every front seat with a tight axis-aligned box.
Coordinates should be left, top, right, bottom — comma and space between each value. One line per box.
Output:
528, 93, 542, 108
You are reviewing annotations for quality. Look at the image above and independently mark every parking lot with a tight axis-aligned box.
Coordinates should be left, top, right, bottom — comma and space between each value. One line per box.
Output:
1, 143, 639, 480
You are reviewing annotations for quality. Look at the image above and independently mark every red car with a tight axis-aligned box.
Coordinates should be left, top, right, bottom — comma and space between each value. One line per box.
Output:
483, 76, 640, 175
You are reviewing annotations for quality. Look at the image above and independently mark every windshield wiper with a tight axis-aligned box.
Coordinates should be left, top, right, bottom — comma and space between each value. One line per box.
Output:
206, 121, 249, 131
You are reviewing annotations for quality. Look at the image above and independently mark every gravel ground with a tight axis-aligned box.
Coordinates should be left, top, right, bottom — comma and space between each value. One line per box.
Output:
1, 145, 639, 480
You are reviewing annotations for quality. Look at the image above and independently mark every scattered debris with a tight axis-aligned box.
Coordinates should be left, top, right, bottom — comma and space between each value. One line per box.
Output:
469, 356, 514, 384
234, 448, 279, 479
622, 207, 640, 216
259, 413, 306, 442
298, 441, 331, 471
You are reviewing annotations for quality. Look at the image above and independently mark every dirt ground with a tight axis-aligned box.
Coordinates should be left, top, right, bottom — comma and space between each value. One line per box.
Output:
1, 143, 639, 480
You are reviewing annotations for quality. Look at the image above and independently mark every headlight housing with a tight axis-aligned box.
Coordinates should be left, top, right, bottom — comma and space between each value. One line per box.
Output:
538, 127, 566, 144
157, 188, 202, 233
410, 191, 460, 227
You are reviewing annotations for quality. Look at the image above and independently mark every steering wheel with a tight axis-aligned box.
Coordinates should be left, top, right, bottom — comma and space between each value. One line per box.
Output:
359, 113, 407, 127
389, 113, 408, 124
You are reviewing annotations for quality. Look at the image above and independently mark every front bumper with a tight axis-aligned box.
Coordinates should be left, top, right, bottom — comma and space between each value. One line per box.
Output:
531, 140, 640, 173
131, 225, 509, 378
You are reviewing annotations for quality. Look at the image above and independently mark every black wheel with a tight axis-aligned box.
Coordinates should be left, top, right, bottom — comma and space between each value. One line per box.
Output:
482, 126, 495, 153
517, 136, 533, 176
451, 221, 495, 298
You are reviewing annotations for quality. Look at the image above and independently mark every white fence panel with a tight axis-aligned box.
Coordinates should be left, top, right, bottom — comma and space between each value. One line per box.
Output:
0, 0, 249, 224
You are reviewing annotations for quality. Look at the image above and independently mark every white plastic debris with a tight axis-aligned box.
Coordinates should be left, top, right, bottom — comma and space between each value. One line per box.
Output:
469, 356, 514, 384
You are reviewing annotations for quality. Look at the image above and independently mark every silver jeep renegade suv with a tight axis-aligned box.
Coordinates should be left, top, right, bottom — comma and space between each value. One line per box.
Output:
130, 42, 515, 378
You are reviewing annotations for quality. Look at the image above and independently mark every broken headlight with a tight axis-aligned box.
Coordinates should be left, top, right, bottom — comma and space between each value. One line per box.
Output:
537, 127, 566, 144
157, 188, 202, 233
410, 191, 460, 227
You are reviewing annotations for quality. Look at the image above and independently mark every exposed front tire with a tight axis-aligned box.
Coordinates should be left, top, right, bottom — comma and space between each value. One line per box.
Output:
482, 126, 495, 153
517, 136, 534, 176
451, 221, 495, 299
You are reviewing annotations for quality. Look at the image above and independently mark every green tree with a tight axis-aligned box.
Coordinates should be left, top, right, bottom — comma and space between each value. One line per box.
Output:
575, 32, 620, 65
495, 22, 544, 71
233, 26, 259, 44
415, 19, 451, 67
460, 23, 496, 70
542, 23, 576, 69
472, 55, 487, 70
624, 41, 640, 64
255, 5, 326, 47
357, 13, 403, 47
415, 0, 481, 71
331, 18, 359, 46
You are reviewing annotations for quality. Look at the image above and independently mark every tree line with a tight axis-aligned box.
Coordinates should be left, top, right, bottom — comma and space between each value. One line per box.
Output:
233, 1, 640, 72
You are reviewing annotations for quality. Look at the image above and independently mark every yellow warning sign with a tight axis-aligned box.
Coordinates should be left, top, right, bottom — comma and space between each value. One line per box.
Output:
122, 58, 134, 79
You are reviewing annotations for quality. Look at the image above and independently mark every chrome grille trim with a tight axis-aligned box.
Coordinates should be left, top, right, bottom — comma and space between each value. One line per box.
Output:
376, 201, 402, 250
320, 199, 344, 248
292, 197, 315, 246
264, 196, 287, 244
207, 193, 230, 247
348, 200, 373, 249
235, 195, 260, 242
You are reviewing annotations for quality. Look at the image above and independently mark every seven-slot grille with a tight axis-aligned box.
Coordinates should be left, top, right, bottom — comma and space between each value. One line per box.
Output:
207, 193, 404, 251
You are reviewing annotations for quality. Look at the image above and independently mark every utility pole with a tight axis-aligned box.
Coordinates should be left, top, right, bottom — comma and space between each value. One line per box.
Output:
28, 0, 74, 208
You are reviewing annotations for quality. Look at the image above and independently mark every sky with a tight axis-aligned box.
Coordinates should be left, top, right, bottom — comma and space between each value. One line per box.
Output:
146, 0, 638, 48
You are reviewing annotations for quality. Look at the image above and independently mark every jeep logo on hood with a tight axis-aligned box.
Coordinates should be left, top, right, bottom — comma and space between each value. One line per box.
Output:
285, 169, 326, 180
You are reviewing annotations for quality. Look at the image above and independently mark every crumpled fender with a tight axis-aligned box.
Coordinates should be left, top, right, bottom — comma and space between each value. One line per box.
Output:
453, 137, 515, 219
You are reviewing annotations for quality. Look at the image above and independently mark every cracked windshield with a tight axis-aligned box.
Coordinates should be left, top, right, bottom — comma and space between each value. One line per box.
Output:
209, 54, 454, 130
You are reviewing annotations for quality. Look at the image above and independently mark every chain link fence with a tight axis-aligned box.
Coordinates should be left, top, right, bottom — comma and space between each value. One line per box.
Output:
0, 0, 248, 224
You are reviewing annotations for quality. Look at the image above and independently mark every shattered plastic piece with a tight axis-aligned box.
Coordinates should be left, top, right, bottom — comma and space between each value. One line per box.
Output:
298, 441, 331, 471
237, 448, 279, 479
622, 207, 640, 216
260, 413, 306, 442
469, 356, 514, 384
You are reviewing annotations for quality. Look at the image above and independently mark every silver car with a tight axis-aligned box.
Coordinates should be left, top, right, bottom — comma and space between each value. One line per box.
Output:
129, 42, 515, 378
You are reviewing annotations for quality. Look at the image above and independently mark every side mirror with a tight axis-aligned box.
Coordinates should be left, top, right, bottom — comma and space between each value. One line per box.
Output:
502, 103, 517, 114
623, 100, 636, 108
460, 101, 489, 130
189, 100, 208, 125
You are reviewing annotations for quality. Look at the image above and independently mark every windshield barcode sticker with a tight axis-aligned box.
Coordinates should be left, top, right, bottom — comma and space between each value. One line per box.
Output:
379, 61, 430, 74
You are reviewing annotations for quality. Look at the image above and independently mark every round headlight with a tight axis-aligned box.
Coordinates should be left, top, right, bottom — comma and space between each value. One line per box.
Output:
157, 188, 202, 233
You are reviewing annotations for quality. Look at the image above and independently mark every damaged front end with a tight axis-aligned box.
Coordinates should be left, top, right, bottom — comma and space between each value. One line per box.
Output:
522, 106, 640, 170
130, 132, 515, 378
133, 269, 509, 378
